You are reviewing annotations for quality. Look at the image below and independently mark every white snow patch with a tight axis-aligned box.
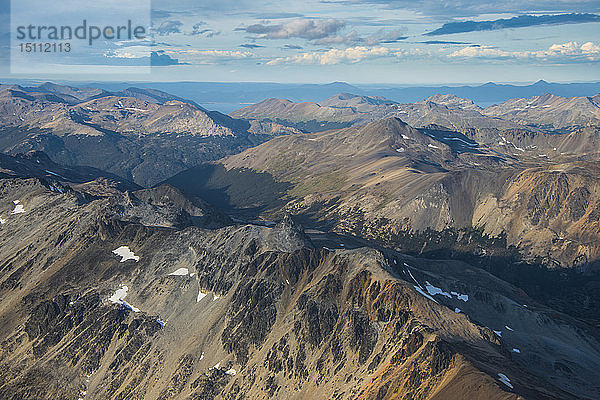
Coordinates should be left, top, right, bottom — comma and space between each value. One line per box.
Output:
505, 325, 513, 331
512, 348, 520, 353
414, 285, 438, 303
493, 330, 502, 337
168, 267, 189, 276
407, 269, 420, 286
108, 285, 140, 312
190, 273, 196, 277
225, 368, 236, 376
455, 308, 461, 313
44, 170, 66, 179
11, 204, 25, 214
156, 319, 166, 327
285, 279, 290, 285
428, 144, 439, 149
425, 281, 452, 298
401, 134, 410, 140
451, 291, 469, 301
497, 373, 513, 389
197, 291, 207, 302
213, 362, 220, 370
213, 294, 220, 301
122, 301, 140, 312
396, 147, 405, 152
0, 216, 5, 224
322, 246, 335, 251
112, 246, 139, 262
108, 286, 129, 304
200, 352, 204, 360
393, 259, 397, 264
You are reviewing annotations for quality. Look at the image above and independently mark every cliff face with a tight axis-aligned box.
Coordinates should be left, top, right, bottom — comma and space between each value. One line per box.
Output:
0, 177, 598, 399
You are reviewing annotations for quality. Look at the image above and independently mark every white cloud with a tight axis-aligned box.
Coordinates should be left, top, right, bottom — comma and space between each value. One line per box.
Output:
266, 46, 428, 65
104, 46, 152, 58
244, 19, 346, 40
267, 46, 389, 65
177, 49, 254, 58
449, 41, 600, 62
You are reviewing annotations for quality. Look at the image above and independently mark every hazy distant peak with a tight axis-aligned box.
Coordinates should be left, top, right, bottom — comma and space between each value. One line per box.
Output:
320, 92, 398, 107
422, 93, 479, 110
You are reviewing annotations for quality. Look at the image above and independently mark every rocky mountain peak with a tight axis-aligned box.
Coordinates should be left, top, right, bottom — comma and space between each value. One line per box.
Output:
265, 214, 313, 252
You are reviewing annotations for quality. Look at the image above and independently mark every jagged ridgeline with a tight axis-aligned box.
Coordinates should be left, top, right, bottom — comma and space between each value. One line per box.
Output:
0, 161, 598, 399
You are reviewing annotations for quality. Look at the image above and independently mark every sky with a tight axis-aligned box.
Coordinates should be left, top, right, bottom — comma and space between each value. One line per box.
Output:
1, 0, 600, 84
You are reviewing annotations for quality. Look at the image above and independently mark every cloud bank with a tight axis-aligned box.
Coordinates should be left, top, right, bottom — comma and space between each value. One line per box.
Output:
426, 13, 600, 36
449, 41, 600, 62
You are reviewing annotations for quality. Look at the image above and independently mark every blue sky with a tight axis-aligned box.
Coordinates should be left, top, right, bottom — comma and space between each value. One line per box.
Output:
2, 0, 600, 83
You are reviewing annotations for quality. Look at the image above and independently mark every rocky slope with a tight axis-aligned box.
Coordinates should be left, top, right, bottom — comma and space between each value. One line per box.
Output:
166, 117, 600, 273
483, 93, 600, 130
0, 171, 598, 399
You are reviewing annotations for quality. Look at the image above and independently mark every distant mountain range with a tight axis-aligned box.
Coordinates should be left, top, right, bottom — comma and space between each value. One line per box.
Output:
232, 91, 600, 133
3, 79, 600, 113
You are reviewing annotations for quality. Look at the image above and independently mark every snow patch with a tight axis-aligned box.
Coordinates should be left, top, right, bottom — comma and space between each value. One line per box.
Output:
213, 362, 220, 370
455, 308, 461, 313
108, 285, 140, 312
505, 325, 513, 331
425, 281, 452, 298
11, 203, 25, 214
512, 348, 520, 353
451, 291, 469, 301
156, 319, 166, 327
213, 294, 220, 301
200, 352, 204, 360
401, 134, 410, 140
197, 291, 207, 302
45, 170, 66, 179
428, 144, 439, 149
49, 185, 64, 193
0, 216, 5, 224
168, 267, 189, 276
497, 373, 513, 389
493, 330, 502, 337
112, 246, 139, 262
414, 285, 438, 303
396, 147, 405, 152
225, 368, 236, 376
407, 269, 420, 286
